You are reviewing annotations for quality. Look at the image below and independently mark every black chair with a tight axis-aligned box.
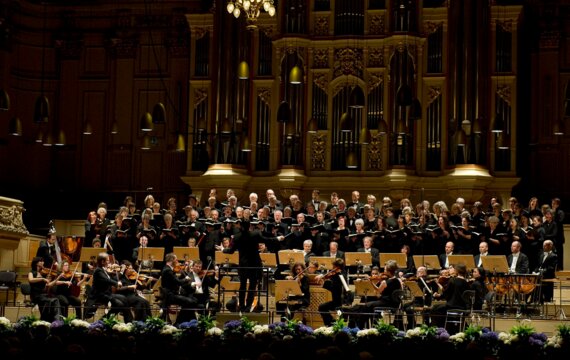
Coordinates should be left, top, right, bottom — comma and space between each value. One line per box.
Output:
0, 271, 18, 306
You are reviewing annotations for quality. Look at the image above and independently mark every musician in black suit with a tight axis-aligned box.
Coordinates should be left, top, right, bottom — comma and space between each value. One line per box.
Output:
160, 253, 199, 324
36, 231, 61, 268
534, 240, 558, 302
316, 258, 346, 326
507, 241, 529, 274
357, 236, 380, 267
474, 241, 489, 268
438, 241, 455, 269
84, 252, 133, 322
216, 220, 285, 312
323, 241, 345, 259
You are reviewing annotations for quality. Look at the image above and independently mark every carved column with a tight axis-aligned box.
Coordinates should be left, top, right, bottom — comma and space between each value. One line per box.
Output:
0, 196, 29, 270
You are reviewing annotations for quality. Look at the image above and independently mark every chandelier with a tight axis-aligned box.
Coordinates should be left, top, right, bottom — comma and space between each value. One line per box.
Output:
226, 0, 276, 30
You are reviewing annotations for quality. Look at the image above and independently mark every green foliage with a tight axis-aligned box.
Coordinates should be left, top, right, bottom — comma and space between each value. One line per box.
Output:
101, 314, 120, 329
510, 323, 535, 338
556, 324, 570, 339
464, 325, 483, 341
197, 313, 217, 331
374, 319, 398, 337
145, 316, 166, 333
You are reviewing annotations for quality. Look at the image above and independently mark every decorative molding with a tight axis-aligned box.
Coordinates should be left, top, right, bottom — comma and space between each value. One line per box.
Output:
427, 86, 442, 104
194, 88, 208, 106
368, 14, 385, 35
311, 134, 327, 170
192, 27, 211, 40
258, 88, 271, 106
497, 84, 511, 105
333, 48, 364, 78
313, 48, 329, 68
107, 36, 139, 59
368, 72, 383, 92
423, 21, 443, 35
313, 72, 329, 92
258, 25, 277, 39
0, 200, 28, 236
368, 48, 384, 67
367, 133, 382, 170
314, 16, 329, 36
496, 20, 513, 33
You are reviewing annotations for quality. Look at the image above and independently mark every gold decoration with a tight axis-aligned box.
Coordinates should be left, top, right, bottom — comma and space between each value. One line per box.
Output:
313, 73, 329, 92
334, 48, 363, 78
314, 16, 329, 36
194, 88, 208, 106
311, 134, 326, 170
258, 88, 271, 106
368, 14, 385, 35
368, 72, 383, 92
313, 48, 329, 68
367, 132, 382, 170
427, 86, 442, 104
423, 21, 443, 35
0, 204, 28, 235
258, 25, 277, 39
496, 20, 513, 32
497, 84, 511, 105
368, 47, 384, 67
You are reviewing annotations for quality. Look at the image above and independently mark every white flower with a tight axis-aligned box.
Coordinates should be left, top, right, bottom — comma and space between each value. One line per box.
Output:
70, 319, 90, 328
0, 317, 12, 327
253, 324, 270, 335
313, 326, 334, 336
546, 335, 563, 348
112, 323, 133, 333
449, 332, 466, 343
206, 327, 222, 336
406, 327, 422, 338
32, 320, 51, 328
356, 328, 379, 338
160, 324, 179, 335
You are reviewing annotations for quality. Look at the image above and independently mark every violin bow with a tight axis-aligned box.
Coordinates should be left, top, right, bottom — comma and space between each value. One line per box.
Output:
68, 261, 80, 287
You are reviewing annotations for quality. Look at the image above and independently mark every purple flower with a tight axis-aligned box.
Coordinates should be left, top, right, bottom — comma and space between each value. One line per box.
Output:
179, 320, 199, 329
296, 324, 313, 335
50, 320, 64, 329
481, 331, 499, 342
435, 328, 450, 341
88, 320, 105, 332
224, 320, 242, 329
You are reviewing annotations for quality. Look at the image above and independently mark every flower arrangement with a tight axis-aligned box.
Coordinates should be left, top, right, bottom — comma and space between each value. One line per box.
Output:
0, 315, 568, 358
267, 318, 313, 339
222, 316, 257, 338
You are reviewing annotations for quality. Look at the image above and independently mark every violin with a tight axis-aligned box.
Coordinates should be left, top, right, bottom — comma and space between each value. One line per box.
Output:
106, 263, 122, 273
39, 266, 59, 278
322, 267, 341, 280
198, 270, 216, 277
369, 273, 390, 282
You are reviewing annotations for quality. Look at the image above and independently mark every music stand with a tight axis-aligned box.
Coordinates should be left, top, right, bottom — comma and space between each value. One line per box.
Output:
405, 281, 425, 298
354, 280, 378, 298
260, 253, 277, 268
79, 247, 105, 263
309, 256, 335, 270
215, 251, 239, 266
277, 250, 304, 267
380, 253, 406, 268
137, 247, 165, 263
173, 247, 200, 263
481, 255, 509, 273
448, 255, 476, 271
413, 255, 442, 271
344, 252, 372, 267
274, 280, 303, 302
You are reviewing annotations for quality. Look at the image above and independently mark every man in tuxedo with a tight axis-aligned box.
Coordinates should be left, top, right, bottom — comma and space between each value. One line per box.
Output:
534, 240, 558, 302
323, 241, 344, 259
438, 241, 455, 269
507, 241, 529, 274
474, 241, 489, 268
160, 253, 199, 324
36, 231, 60, 268
357, 236, 380, 267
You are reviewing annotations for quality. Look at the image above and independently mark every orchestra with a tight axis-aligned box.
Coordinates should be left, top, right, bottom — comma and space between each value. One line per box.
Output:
23, 189, 564, 329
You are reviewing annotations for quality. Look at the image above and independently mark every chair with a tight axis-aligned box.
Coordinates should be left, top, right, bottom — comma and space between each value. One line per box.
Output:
19, 282, 34, 306
444, 309, 466, 334
0, 271, 18, 306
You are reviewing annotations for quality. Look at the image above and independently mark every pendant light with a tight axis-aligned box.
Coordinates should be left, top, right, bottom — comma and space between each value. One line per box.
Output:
0, 90, 10, 111
349, 86, 365, 109
238, 60, 249, 80
346, 151, 358, 169
8, 117, 22, 136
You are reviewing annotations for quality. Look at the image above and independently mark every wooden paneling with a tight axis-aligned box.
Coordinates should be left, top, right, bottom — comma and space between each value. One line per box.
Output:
82, 47, 109, 77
